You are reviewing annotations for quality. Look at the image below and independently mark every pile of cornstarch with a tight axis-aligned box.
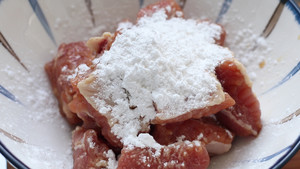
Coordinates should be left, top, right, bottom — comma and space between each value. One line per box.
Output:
84, 9, 234, 147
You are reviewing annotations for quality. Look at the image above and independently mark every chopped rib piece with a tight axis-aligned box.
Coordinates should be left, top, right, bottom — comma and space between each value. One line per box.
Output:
68, 94, 99, 130
78, 75, 150, 149
77, 73, 234, 149
118, 141, 209, 169
45, 35, 122, 148
72, 127, 116, 169
152, 117, 234, 155
215, 58, 262, 136
153, 92, 235, 124
137, 0, 183, 19
86, 32, 115, 55
44, 42, 94, 125
45, 32, 115, 124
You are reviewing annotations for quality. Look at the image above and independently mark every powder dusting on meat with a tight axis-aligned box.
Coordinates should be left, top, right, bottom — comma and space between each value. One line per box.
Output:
124, 133, 162, 151
105, 150, 118, 169
67, 63, 90, 80
81, 10, 234, 147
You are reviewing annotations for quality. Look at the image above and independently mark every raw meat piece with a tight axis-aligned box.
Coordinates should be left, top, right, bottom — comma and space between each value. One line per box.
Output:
152, 117, 234, 155
118, 141, 209, 169
72, 127, 116, 169
137, 0, 183, 19
215, 58, 262, 136
153, 93, 235, 124
45, 42, 94, 125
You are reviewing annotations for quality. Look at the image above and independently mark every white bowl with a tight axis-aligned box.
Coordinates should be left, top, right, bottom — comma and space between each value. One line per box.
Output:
0, 0, 299, 168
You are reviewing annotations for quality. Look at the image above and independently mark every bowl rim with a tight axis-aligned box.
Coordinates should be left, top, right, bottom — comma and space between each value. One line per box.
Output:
270, 135, 300, 169
0, 140, 29, 169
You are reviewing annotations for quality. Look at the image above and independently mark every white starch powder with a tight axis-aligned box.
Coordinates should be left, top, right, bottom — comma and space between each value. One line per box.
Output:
80, 10, 234, 147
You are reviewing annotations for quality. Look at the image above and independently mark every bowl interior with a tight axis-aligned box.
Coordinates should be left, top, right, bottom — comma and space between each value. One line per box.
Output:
0, 0, 300, 168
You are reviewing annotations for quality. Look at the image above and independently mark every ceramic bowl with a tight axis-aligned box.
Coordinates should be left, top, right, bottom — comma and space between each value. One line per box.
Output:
0, 0, 300, 168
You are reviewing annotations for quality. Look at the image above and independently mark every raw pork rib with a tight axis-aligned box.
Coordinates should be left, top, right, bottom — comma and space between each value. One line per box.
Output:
152, 117, 235, 155
45, 42, 94, 125
118, 141, 210, 169
216, 58, 262, 136
137, 0, 183, 19
72, 127, 116, 169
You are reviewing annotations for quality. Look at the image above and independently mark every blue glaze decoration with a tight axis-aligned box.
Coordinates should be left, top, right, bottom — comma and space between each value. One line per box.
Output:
84, 0, 95, 26
139, 0, 144, 8
286, 0, 300, 25
28, 0, 57, 45
260, 0, 287, 38
216, 0, 232, 23
0, 32, 29, 71
0, 85, 21, 104
249, 146, 291, 163
262, 61, 300, 95
277, 61, 300, 85
271, 135, 300, 168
